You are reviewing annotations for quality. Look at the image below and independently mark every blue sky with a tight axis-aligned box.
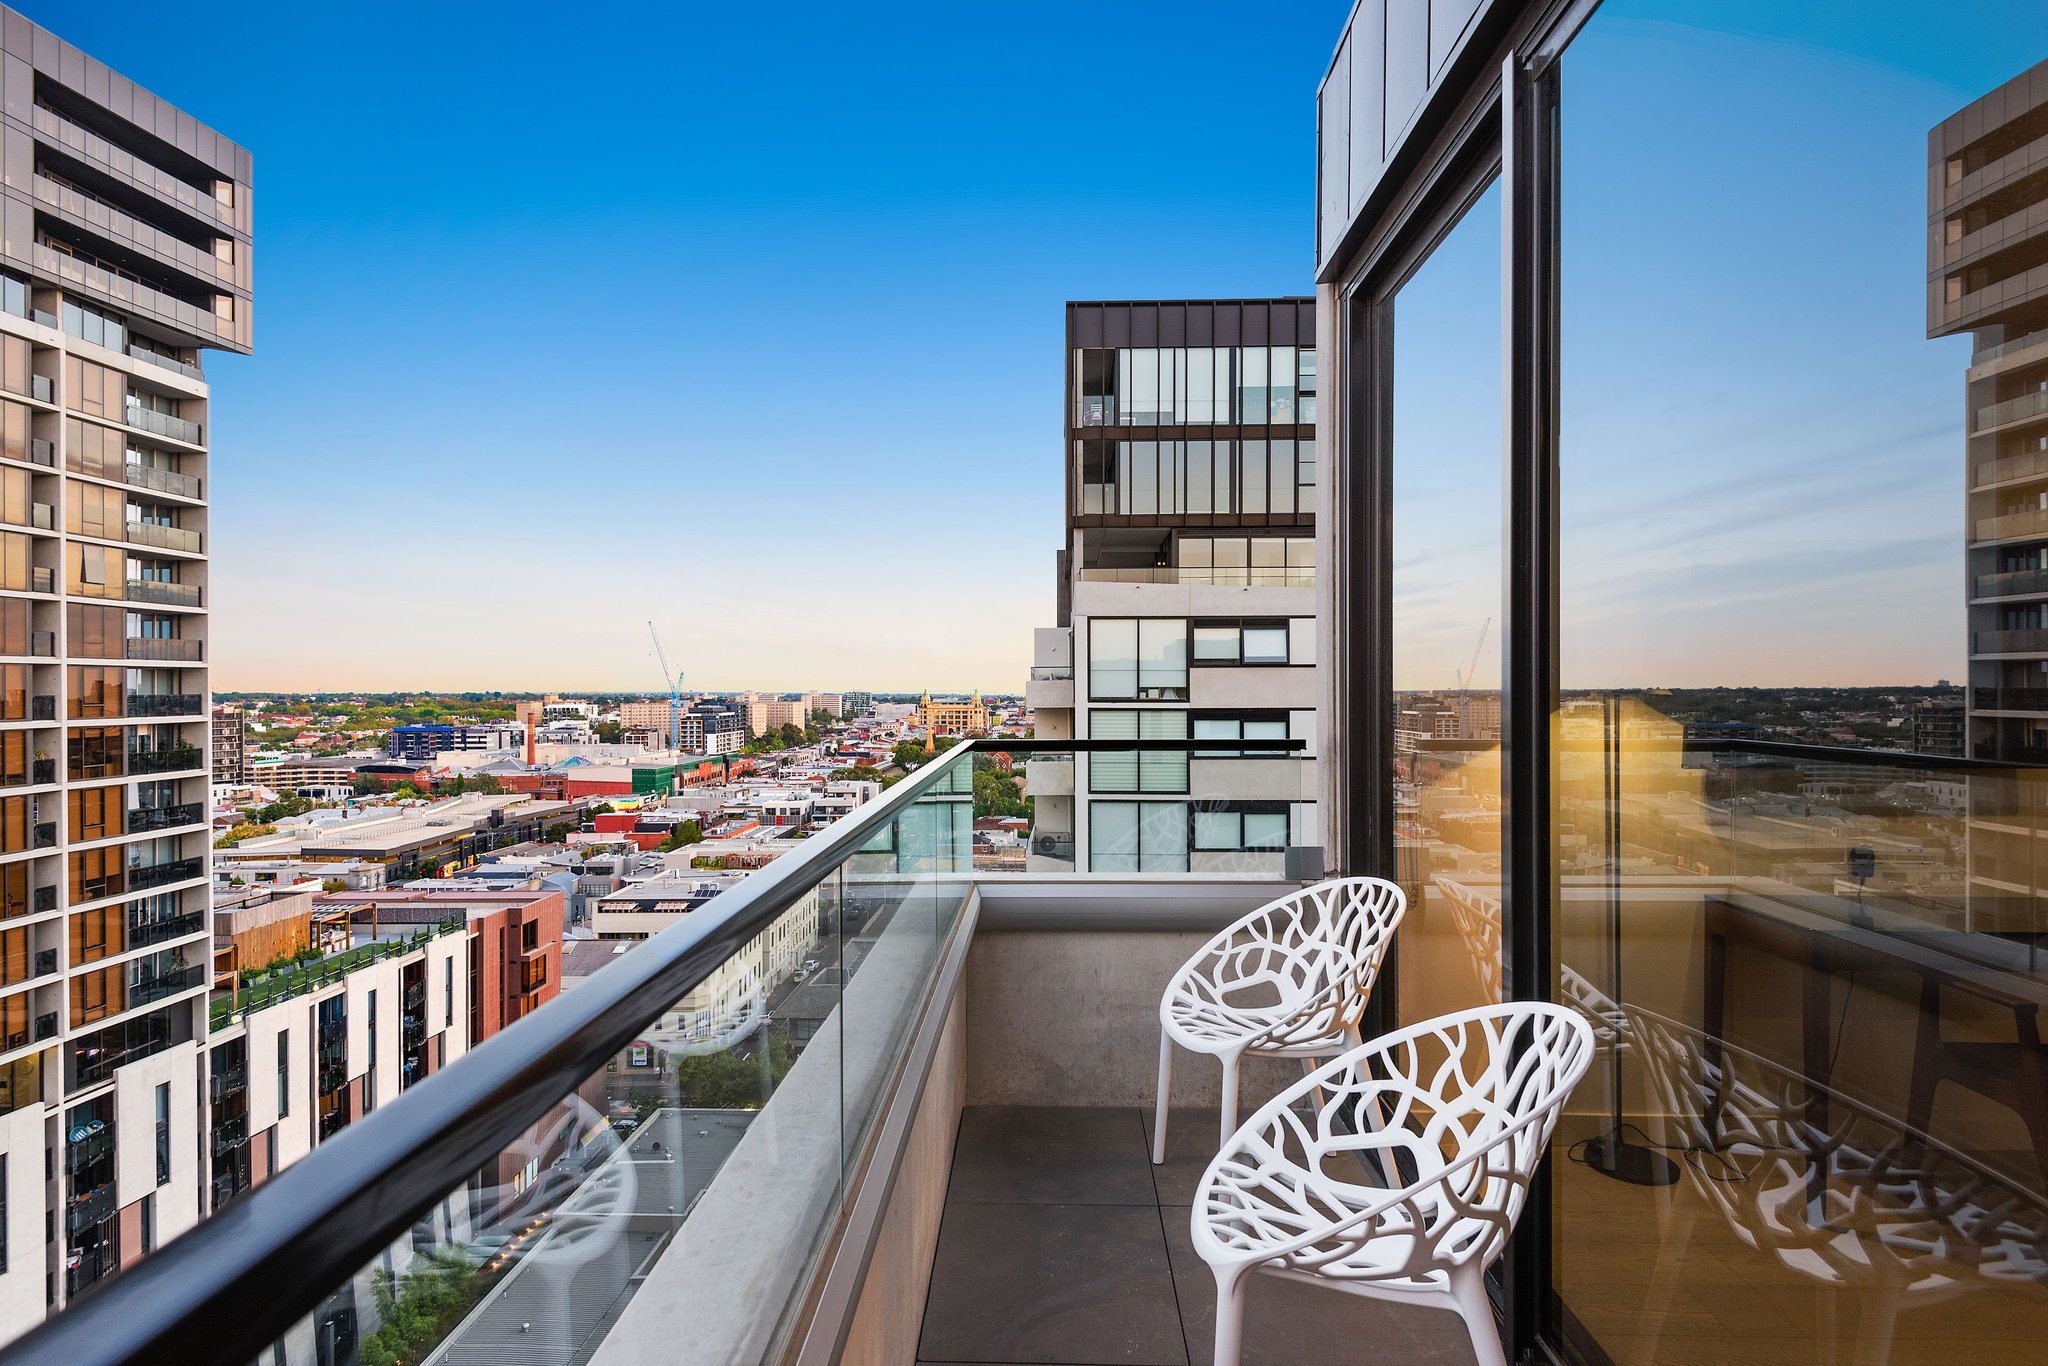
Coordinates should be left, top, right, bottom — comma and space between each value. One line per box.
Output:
34, 2, 2048, 694
36, 1, 1347, 692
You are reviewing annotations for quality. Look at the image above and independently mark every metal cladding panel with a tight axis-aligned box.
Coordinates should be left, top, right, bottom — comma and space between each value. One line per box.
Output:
1243, 304, 1269, 346
1072, 306, 1103, 348
1188, 306, 1214, 346
1159, 303, 1185, 347
1215, 305, 1240, 346
1104, 306, 1131, 347
1317, 0, 1512, 280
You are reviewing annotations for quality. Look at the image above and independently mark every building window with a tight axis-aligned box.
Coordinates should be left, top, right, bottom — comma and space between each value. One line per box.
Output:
1087, 710, 1189, 793
138, 1192, 154, 1255
1088, 800, 1188, 873
1191, 713, 1292, 755
1088, 618, 1188, 701
363, 991, 376, 1116
153, 1082, 169, 1186
1192, 805, 1291, 853
276, 1030, 289, 1118
1191, 620, 1296, 667
444, 958, 453, 1029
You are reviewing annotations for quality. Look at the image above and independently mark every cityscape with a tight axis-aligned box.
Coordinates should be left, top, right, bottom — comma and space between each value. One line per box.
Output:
0, 4, 2040, 1366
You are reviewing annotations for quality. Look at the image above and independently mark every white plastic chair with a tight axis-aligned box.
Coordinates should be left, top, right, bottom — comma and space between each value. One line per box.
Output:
1191, 1002, 1594, 1366
1153, 876, 1405, 1162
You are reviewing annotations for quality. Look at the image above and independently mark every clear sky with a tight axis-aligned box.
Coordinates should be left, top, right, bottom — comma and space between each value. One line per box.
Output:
35, 1, 1348, 694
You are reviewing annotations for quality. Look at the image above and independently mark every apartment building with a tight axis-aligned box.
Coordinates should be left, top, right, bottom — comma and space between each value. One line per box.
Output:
209, 704, 247, 785
914, 691, 989, 737
681, 699, 744, 755
1027, 299, 1319, 873
384, 724, 520, 762
1931, 59, 2048, 922
0, 6, 252, 1335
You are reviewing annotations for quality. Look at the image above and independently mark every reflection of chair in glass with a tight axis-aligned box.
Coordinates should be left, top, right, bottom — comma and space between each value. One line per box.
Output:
1623, 1004, 2048, 1362
1436, 877, 1503, 1002
1153, 877, 1405, 1160
1191, 1003, 1594, 1366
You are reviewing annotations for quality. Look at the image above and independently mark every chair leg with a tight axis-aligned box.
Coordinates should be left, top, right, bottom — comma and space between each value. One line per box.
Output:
1153, 1027, 1173, 1165
1449, 1266, 1507, 1366
1219, 1052, 1241, 1149
1301, 1054, 1328, 1115
1211, 1265, 1248, 1366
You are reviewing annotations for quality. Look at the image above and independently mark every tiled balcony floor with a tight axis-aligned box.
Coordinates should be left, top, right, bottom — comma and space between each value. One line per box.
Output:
917, 1105, 1480, 1366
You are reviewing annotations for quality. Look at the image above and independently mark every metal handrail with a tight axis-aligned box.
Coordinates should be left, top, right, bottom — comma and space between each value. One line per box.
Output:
4, 738, 986, 1366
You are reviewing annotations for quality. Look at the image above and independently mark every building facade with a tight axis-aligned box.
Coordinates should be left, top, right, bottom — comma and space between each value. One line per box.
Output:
681, 700, 744, 755
0, 7, 251, 1336
1027, 299, 1319, 873
385, 724, 520, 762
210, 704, 248, 785
914, 691, 990, 737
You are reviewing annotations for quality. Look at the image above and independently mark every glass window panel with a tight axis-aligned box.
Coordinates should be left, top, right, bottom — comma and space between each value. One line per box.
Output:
1087, 710, 1138, 792
1243, 812, 1289, 849
1270, 345, 1297, 423
1179, 537, 1212, 570
1134, 802, 1188, 872
1187, 442, 1213, 514
1089, 618, 1137, 699
1214, 440, 1236, 512
1242, 626, 1289, 665
1237, 347, 1268, 426
1241, 440, 1268, 515
1139, 710, 1188, 793
1269, 439, 1296, 514
1193, 625, 1240, 663
1130, 349, 1160, 424
1089, 802, 1138, 873
1131, 441, 1157, 516
1193, 811, 1238, 850
1136, 619, 1187, 696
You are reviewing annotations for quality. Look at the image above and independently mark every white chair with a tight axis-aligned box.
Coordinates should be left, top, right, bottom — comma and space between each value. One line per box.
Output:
1191, 1002, 1594, 1366
1154, 876, 1405, 1162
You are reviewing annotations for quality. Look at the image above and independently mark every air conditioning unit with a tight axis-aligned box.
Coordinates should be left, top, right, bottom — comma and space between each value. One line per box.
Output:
1032, 833, 1073, 857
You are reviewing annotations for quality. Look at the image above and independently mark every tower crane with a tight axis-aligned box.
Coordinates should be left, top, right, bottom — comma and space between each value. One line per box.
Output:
649, 622, 682, 753
1454, 618, 1491, 738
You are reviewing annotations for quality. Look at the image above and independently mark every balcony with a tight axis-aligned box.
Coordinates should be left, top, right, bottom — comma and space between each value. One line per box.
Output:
62, 1130, 113, 1174
124, 637, 203, 663
32, 695, 55, 722
209, 1067, 247, 1103
1972, 448, 2048, 490
1972, 627, 2048, 654
128, 909, 205, 949
1972, 506, 2048, 542
1973, 686, 2048, 712
123, 521, 202, 554
123, 463, 202, 501
123, 579, 201, 608
125, 857, 203, 891
121, 399, 201, 447
28, 630, 51, 658
28, 438, 52, 468
127, 745, 202, 775
65, 1185, 117, 1235
1078, 566, 1317, 587
125, 693, 202, 719
1974, 388, 2048, 434
127, 345, 204, 382
127, 803, 204, 833
129, 962, 205, 1006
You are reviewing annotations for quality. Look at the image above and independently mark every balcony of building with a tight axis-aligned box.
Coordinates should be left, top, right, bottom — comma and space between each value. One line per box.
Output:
121, 463, 202, 501
122, 579, 201, 609
24, 734, 2048, 1366
122, 636, 202, 663
122, 520, 201, 555
1975, 386, 2048, 435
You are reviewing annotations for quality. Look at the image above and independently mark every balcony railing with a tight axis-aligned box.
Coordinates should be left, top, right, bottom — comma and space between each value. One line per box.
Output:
1077, 566, 1316, 587
128, 909, 205, 949
1971, 506, 2048, 542
123, 463, 202, 500
22, 739, 1324, 1366
28, 630, 51, 658
1972, 448, 2048, 489
1973, 628, 2048, 654
127, 746, 202, 775
124, 637, 203, 663
127, 803, 204, 833
32, 695, 55, 722
125, 857, 203, 890
29, 374, 52, 404
124, 580, 201, 608
125, 693, 202, 719
28, 438, 52, 467
122, 400, 201, 446
1975, 327, 2048, 366
31, 566, 52, 595
209, 1067, 247, 1103
128, 962, 205, 1005
127, 344, 203, 382
123, 522, 202, 554
1973, 686, 2048, 711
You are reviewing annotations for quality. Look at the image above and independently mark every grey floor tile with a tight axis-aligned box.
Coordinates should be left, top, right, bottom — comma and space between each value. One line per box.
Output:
919, 1201, 1189, 1366
1159, 1204, 1480, 1366
1149, 1106, 1230, 1207
949, 1106, 1156, 1206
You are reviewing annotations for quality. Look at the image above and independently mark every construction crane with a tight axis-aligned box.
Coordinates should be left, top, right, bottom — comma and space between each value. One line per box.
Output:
648, 622, 682, 753
1454, 618, 1491, 739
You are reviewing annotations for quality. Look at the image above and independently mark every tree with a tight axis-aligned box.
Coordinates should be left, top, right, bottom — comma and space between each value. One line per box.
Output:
657, 819, 704, 853
467, 773, 504, 795
972, 768, 1029, 820
545, 822, 574, 843
353, 774, 389, 796
829, 765, 885, 784
590, 802, 616, 818
776, 722, 804, 748
214, 821, 276, 849
671, 1035, 797, 1109
892, 741, 928, 770
321, 877, 348, 893
592, 719, 624, 744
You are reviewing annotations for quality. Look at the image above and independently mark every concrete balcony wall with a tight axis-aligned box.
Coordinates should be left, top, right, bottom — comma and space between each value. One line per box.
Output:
1071, 578, 1317, 619
1188, 756, 1316, 802
1188, 666, 1318, 710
